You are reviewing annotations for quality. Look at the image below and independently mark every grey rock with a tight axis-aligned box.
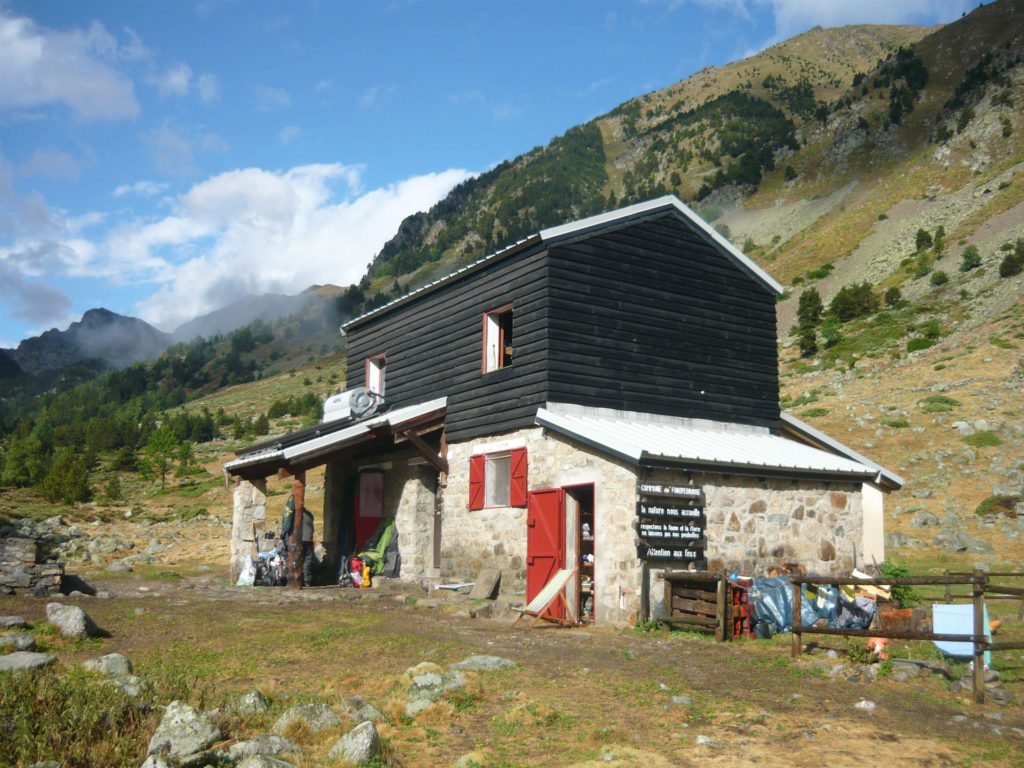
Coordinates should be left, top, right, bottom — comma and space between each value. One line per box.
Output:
695, 735, 721, 746
228, 689, 269, 715
147, 700, 221, 757
88, 536, 133, 555
405, 698, 432, 717
0, 652, 56, 672
933, 530, 994, 553
107, 560, 133, 573
341, 695, 387, 723
910, 512, 940, 528
854, 699, 877, 712
884, 532, 924, 549
0, 632, 36, 651
228, 734, 299, 760
271, 702, 341, 735
140, 758, 173, 768
110, 674, 150, 698
450, 654, 517, 672
83, 652, 132, 677
45, 602, 101, 639
30, 762, 61, 768
0, 616, 28, 629
670, 695, 693, 706
405, 663, 466, 703
236, 757, 296, 768
327, 721, 382, 764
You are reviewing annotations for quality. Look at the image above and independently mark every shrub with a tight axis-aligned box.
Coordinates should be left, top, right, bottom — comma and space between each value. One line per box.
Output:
999, 240, 1023, 278
884, 286, 902, 306
797, 288, 824, 328
829, 282, 879, 321
799, 407, 829, 418
918, 394, 960, 413
907, 337, 934, 353
880, 560, 922, 608
881, 417, 909, 428
821, 316, 843, 347
915, 228, 933, 251
963, 430, 1003, 447
959, 244, 981, 271
929, 270, 949, 286
975, 495, 1019, 517
798, 326, 818, 358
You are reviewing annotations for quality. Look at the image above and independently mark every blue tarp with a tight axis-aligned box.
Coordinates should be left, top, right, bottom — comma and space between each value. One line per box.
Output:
745, 575, 875, 635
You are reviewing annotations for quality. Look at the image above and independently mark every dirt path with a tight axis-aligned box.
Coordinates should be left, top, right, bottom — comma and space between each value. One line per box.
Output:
6, 573, 1021, 768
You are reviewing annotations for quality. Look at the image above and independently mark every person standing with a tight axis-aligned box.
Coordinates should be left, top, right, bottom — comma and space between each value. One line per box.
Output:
281, 495, 315, 586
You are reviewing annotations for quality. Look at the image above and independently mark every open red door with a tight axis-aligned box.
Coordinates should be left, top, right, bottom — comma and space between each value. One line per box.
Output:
526, 488, 566, 620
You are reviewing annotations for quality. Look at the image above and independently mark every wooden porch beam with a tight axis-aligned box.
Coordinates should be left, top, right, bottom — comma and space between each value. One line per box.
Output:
400, 430, 448, 474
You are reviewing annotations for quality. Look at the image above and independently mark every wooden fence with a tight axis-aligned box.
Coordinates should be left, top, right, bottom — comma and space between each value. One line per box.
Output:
790, 569, 1024, 704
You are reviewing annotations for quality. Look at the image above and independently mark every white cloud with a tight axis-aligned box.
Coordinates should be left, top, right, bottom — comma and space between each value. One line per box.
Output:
196, 73, 220, 102
143, 126, 198, 176
0, 11, 139, 120
254, 84, 292, 112
112, 164, 475, 331
19, 147, 82, 180
151, 63, 192, 97
760, 0, 971, 38
279, 126, 303, 145
113, 180, 170, 199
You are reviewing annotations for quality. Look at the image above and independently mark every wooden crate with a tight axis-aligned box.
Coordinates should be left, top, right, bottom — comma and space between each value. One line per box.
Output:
662, 571, 731, 642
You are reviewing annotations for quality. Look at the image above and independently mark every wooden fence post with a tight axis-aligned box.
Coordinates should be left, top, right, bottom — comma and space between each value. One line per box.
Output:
791, 579, 802, 659
972, 568, 986, 704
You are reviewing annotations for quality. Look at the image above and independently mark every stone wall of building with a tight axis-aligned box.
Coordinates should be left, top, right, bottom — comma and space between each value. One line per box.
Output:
230, 478, 267, 582
442, 427, 640, 626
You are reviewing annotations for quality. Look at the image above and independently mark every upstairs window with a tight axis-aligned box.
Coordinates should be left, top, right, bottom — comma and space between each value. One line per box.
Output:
366, 353, 386, 398
483, 304, 513, 373
468, 447, 527, 509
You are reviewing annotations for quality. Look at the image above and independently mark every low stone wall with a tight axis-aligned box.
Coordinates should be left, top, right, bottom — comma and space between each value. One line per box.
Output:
0, 537, 63, 594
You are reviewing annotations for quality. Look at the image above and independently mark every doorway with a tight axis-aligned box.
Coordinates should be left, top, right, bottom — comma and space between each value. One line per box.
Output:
526, 488, 565, 619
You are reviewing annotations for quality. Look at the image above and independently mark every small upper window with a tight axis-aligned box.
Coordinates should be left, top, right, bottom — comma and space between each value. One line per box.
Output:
366, 354, 385, 398
483, 305, 513, 373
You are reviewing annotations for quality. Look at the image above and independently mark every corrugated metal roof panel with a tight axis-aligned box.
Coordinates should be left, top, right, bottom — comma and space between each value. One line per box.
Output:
535, 407, 875, 478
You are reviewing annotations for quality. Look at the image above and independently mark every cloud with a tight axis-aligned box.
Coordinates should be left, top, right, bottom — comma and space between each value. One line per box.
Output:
279, 126, 303, 145
113, 164, 475, 331
360, 85, 397, 109
113, 180, 170, 199
19, 147, 82, 180
142, 126, 198, 176
0, 258, 73, 325
0, 10, 139, 120
254, 84, 292, 112
196, 73, 220, 102
760, 0, 972, 38
150, 63, 192, 97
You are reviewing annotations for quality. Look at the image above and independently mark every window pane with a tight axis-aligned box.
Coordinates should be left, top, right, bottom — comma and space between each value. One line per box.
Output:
484, 453, 511, 507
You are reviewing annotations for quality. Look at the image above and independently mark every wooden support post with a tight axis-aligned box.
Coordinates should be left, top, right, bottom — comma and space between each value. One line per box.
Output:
972, 568, 986, 704
791, 579, 802, 658
715, 574, 727, 643
289, 471, 306, 591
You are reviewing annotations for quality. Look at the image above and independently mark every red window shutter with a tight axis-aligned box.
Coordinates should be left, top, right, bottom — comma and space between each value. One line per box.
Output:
509, 447, 528, 507
468, 455, 485, 510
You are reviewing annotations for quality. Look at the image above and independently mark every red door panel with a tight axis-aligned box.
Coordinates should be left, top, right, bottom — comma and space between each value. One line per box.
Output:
527, 488, 566, 619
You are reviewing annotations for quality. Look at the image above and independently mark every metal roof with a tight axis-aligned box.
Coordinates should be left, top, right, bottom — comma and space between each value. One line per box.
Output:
224, 397, 447, 476
780, 411, 905, 489
343, 195, 783, 331
535, 404, 879, 481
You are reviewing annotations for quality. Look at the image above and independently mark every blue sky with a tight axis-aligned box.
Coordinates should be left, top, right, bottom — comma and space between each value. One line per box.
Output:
0, 0, 971, 347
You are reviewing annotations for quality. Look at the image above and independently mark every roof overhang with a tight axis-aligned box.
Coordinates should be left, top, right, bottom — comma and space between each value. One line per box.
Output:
224, 397, 447, 480
780, 411, 905, 490
536, 403, 880, 483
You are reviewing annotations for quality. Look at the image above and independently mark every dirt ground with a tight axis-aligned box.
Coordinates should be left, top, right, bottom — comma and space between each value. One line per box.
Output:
5, 568, 1023, 768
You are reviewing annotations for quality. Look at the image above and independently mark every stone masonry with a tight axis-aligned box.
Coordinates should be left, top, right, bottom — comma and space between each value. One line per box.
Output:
230, 478, 267, 583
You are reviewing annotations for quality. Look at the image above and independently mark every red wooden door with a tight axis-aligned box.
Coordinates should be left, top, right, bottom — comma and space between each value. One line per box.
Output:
526, 488, 566, 618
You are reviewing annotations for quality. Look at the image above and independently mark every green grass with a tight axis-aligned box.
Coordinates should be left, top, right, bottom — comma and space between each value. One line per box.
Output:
881, 417, 909, 428
962, 430, 1003, 447
799, 407, 829, 418
974, 495, 1019, 516
918, 394, 961, 413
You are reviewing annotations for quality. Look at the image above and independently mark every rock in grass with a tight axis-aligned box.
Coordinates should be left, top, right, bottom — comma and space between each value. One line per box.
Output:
271, 702, 341, 735
228, 734, 299, 760
110, 674, 150, 698
450, 655, 516, 671
0, 616, 27, 630
327, 721, 381, 764
228, 689, 269, 715
0, 652, 56, 672
140, 757, 173, 768
236, 756, 297, 768
45, 602, 101, 639
147, 701, 221, 758
83, 653, 132, 677
0, 632, 36, 652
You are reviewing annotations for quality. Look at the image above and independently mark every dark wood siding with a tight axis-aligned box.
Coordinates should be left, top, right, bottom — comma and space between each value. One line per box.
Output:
345, 246, 550, 443
545, 213, 779, 427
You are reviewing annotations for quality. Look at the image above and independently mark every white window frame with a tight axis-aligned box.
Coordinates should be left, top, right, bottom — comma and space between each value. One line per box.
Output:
483, 304, 513, 373
366, 353, 386, 398
483, 451, 512, 508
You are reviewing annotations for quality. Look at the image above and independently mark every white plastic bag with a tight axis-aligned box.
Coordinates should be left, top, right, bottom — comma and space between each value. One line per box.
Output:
236, 555, 256, 587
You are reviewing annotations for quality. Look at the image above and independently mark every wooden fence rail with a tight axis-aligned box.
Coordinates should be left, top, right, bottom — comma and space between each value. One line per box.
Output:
790, 569, 1024, 705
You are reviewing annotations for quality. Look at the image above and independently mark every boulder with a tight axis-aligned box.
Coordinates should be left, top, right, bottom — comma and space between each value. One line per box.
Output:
228, 734, 299, 760
271, 702, 341, 735
45, 602, 101, 639
0, 632, 36, 652
450, 655, 517, 672
0, 651, 56, 672
228, 689, 269, 715
147, 701, 221, 758
327, 721, 382, 764
340, 695, 386, 723
0, 616, 28, 630
83, 653, 132, 677
109, 674, 150, 698
236, 756, 297, 768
